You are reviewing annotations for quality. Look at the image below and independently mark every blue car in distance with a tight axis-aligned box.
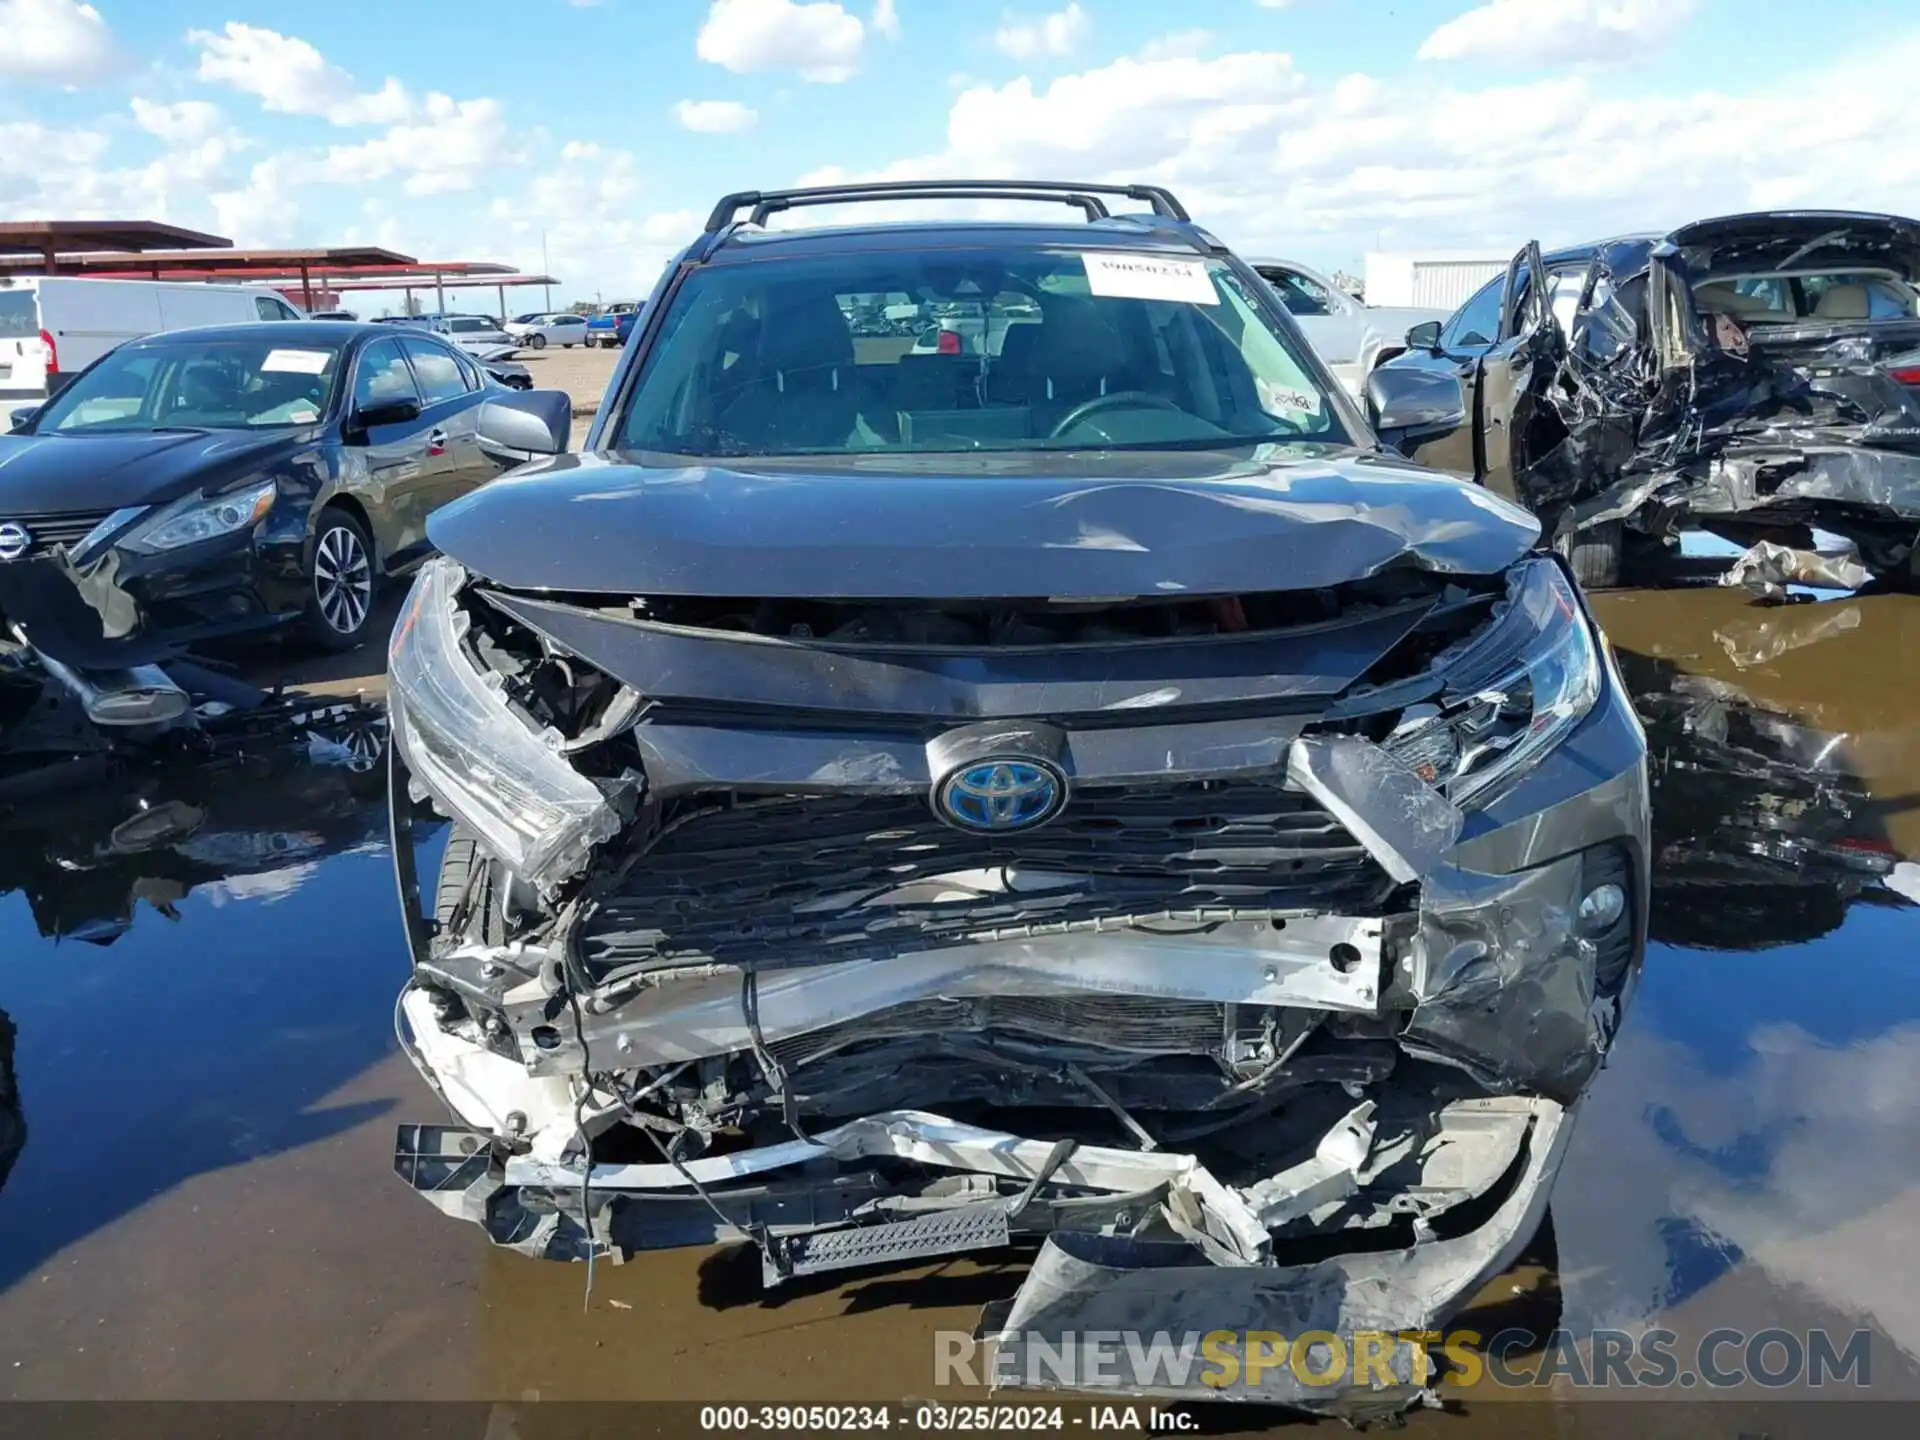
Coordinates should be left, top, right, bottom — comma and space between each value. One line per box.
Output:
585, 302, 641, 348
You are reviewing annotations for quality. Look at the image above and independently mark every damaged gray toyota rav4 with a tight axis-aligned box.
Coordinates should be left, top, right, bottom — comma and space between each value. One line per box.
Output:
386, 181, 1650, 1415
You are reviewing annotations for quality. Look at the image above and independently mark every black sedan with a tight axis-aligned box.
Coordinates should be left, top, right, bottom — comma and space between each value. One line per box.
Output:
0, 322, 571, 668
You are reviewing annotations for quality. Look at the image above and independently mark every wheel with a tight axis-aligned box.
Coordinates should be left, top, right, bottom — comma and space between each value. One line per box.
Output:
528, 333, 547, 350
435, 824, 506, 944
1557, 519, 1622, 589
302, 506, 377, 651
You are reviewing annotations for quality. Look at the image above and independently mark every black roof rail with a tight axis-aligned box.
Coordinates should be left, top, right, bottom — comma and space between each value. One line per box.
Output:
702, 179, 1192, 235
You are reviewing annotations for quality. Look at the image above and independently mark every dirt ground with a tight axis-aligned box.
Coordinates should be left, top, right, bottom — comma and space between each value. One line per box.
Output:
510, 340, 621, 448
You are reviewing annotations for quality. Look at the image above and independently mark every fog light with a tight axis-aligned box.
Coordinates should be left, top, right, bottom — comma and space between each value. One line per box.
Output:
1578, 881, 1626, 935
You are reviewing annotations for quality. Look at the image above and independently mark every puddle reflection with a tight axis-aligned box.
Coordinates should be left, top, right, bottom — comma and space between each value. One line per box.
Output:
2, 592, 1920, 1392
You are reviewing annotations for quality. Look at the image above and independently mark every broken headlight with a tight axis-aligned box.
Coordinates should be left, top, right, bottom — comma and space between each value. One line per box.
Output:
1385, 558, 1601, 810
388, 555, 624, 897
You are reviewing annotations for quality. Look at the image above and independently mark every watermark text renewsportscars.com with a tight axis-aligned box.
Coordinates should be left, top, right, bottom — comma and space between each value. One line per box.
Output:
936, 1327, 1874, 1391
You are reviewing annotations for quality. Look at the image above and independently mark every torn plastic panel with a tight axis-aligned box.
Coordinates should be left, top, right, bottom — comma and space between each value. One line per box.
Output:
983, 1097, 1570, 1412
1720, 538, 1871, 598
1403, 846, 1634, 1104
0, 551, 159, 670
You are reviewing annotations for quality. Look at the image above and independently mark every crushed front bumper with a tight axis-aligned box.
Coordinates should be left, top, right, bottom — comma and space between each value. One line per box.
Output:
389, 659, 1645, 1414
386, 549, 1648, 1416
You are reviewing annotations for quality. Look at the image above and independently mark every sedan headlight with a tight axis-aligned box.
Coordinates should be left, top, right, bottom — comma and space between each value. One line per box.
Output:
119, 478, 277, 555
389, 555, 626, 898
1384, 558, 1602, 809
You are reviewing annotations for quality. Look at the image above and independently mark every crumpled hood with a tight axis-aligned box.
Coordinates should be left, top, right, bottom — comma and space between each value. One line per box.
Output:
428, 446, 1540, 598
0, 428, 306, 515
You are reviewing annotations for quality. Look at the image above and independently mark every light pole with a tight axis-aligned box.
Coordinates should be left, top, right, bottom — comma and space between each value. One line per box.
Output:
542, 230, 552, 312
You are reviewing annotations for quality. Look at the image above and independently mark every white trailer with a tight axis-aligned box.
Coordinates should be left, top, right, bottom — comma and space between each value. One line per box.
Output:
1364, 251, 1509, 312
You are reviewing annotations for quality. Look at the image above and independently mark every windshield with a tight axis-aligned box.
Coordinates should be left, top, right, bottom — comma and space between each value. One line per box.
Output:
614, 246, 1348, 457
32, 338, 342, 434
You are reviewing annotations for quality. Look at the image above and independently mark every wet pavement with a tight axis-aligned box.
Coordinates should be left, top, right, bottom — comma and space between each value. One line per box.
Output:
3, 585, 1920, 1427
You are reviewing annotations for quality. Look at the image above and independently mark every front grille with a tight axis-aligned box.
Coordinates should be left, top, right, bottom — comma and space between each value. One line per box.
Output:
577, 780, 1393, 976
768, 996, 1235, 1072
1, 509, 113, 558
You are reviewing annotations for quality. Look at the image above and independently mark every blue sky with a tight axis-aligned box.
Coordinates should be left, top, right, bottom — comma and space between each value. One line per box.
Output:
4, 0, 1920, 309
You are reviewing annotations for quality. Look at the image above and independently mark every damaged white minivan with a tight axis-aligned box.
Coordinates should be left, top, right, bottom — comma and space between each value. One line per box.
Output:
385, 180, 1650, 1417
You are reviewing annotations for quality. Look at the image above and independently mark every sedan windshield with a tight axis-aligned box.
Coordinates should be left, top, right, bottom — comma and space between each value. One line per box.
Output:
32, 337, 343, 434
614, 246, 1349, 456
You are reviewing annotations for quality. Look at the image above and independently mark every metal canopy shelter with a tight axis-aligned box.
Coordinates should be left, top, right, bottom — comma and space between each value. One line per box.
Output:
0, 219, 230, 273
0, 221, 556, 314
0, 246, 421, 308
322, 272, 561, 318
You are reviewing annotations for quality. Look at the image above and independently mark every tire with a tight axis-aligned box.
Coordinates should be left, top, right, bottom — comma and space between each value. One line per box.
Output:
435, 824, 506, 944
1557, 519, 1622, 590
302, 506, 378, 651
528, 333, 547, 350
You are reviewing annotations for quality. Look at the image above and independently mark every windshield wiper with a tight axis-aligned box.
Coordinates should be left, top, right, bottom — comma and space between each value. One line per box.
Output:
1058, 433, 1328, 452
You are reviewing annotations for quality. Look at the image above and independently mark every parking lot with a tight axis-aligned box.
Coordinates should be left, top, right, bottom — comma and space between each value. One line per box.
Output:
8, 566, 1920, 1426
7, 183, 1920, 1440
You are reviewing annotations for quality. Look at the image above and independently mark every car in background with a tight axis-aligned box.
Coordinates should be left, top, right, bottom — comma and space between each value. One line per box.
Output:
610, 307, 640, 347
505, 313, 590, 349
431, 315, 515, 353
585, 301, 640, 347
0, 321, 571, 722
1246, 258, 1450, 397
1370, 209, 1920, 587
385, 178, 1648, 1419
0, 276, 303, 405
309, 309, 360, 322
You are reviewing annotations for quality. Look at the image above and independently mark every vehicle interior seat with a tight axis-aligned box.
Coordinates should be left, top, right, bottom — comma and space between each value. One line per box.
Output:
172, 360, 245, 419
1813, 283, 1872, 320
714, 291, 860, 450
982, 319, 1042, 404
1694, 282, 1787, 323
1026, 298, 1124, 430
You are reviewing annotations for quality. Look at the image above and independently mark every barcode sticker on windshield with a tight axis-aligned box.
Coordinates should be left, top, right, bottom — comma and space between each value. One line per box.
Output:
262, 348, 331, 374
1259, 379, 1321, 418
1082, 253, 1218, 305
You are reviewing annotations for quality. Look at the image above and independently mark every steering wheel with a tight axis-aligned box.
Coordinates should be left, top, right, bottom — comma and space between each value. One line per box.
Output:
1047, 390, 1187, 439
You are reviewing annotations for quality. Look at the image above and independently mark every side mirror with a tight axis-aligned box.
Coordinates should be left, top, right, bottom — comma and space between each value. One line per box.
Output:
9, 405, 37, 432
349, 397, 422, 435
475, 391, 572, 466
1366, 368, 1466, 457
1405, 320, 1443, 353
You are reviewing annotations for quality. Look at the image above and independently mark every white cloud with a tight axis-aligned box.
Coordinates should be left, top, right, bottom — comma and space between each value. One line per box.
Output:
1138, 30, 1214, 62
993, 3, 1090, 60
697, 0, 867, 83
1254, 0, 1294, 8
794, 32, 1920, 271
130, 98, 226, 145
208, 157, 301, 246
0, 0, 116, 84
1418, 0, 1696, 66
674, 99, 760, 133
873, 0, 900, 40
188, 22, 413, 124
310, 94, 510, 197
487, 142, 695, 301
